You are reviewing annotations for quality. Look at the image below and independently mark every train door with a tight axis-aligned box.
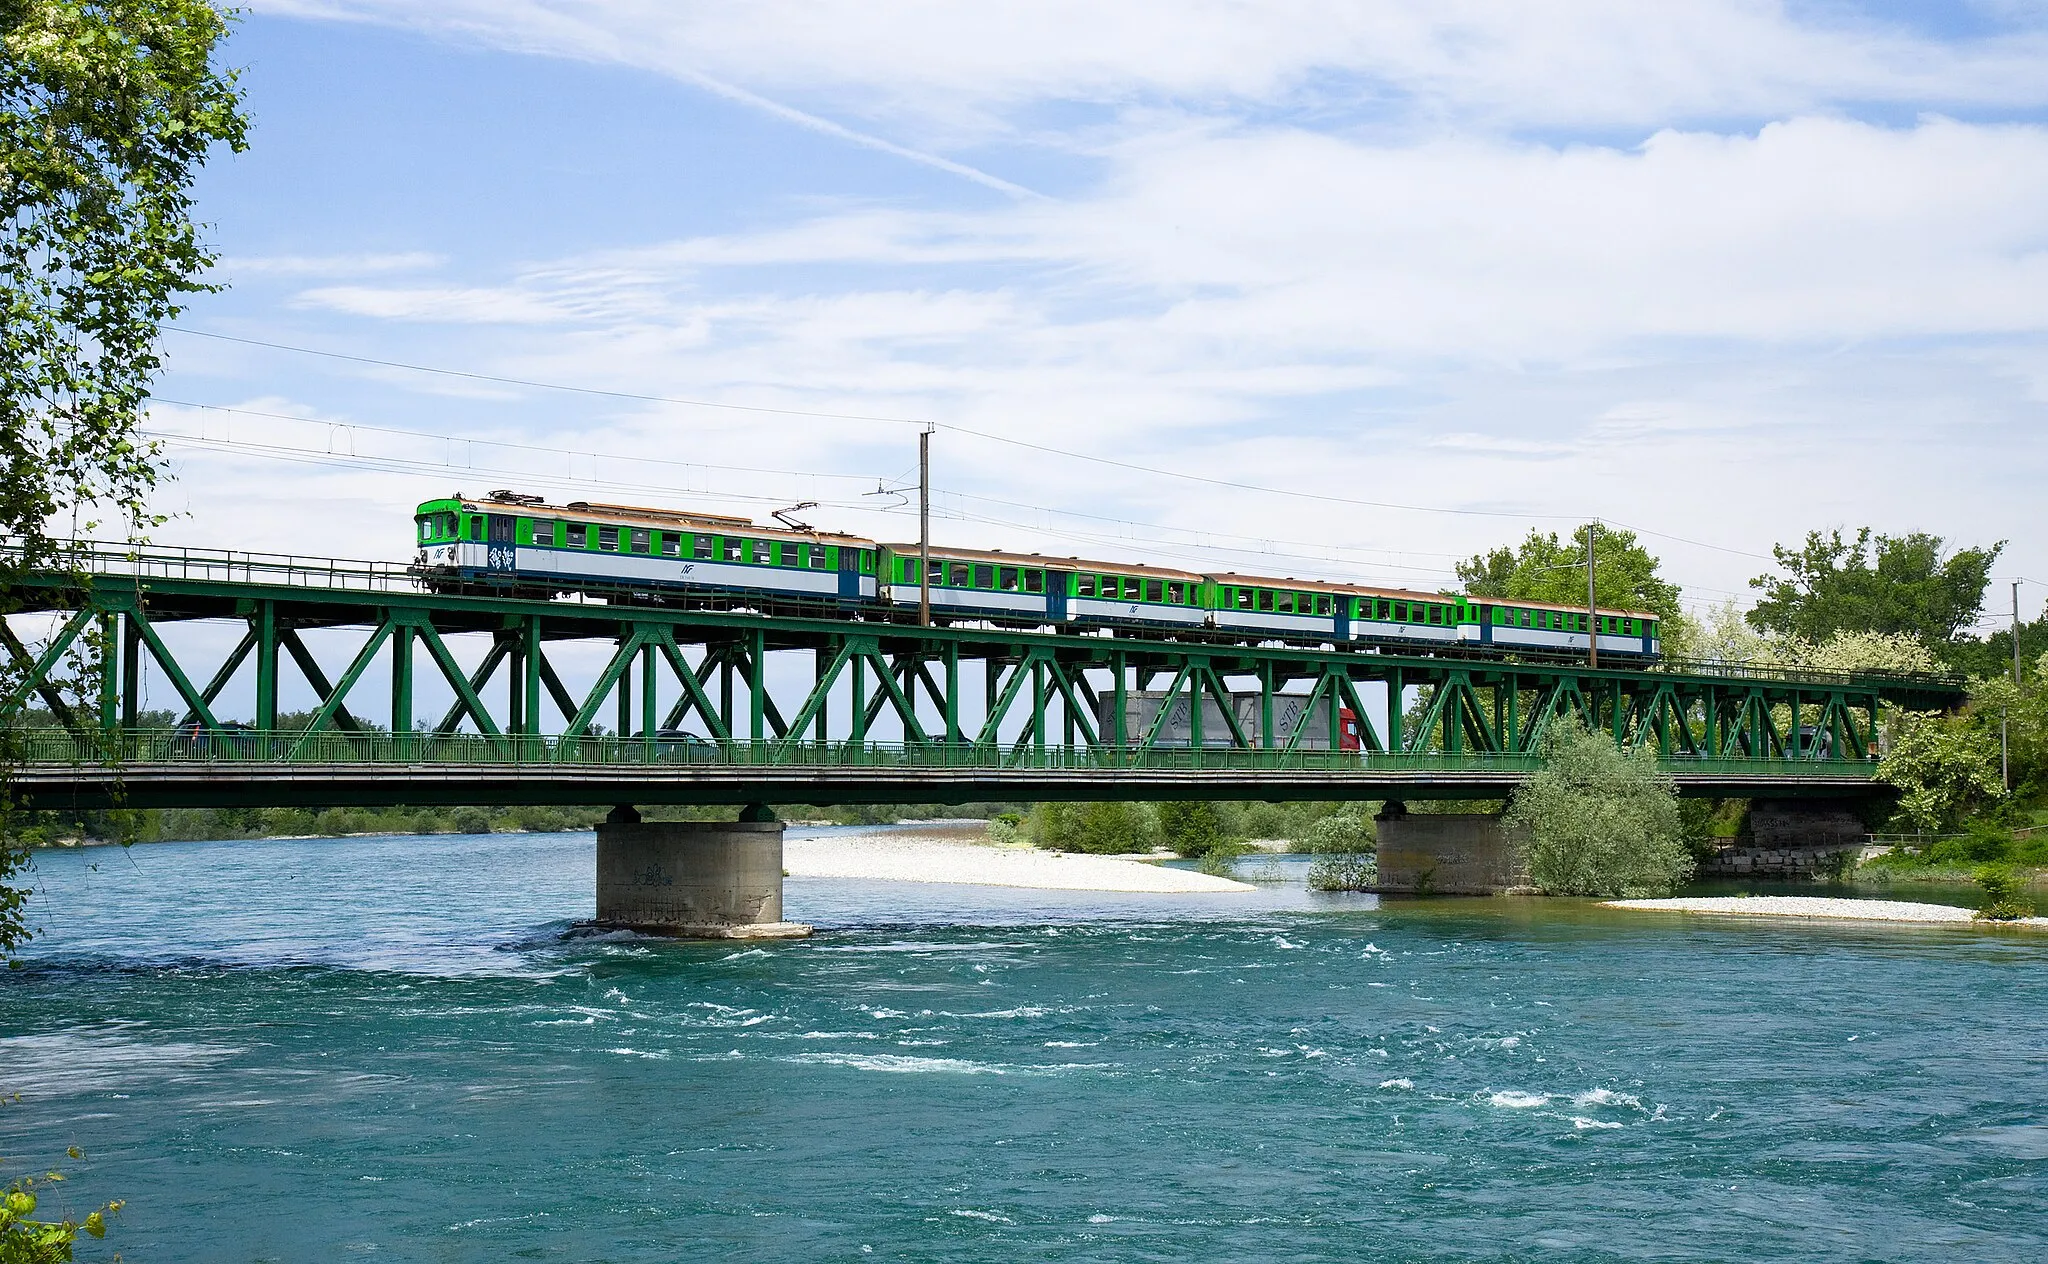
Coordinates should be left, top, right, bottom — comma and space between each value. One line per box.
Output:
486, 514, 517, 573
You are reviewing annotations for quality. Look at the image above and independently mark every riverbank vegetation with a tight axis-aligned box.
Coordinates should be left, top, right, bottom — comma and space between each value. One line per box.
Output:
1504, 723, 1692, 897
1024, 799, 1376, 857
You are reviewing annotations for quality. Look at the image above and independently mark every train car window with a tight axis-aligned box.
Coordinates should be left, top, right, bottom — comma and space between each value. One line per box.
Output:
598, 526, 620, 552
948, 562, 968, 586
659, 533, 679, 558
1078, 575, 1096, 597
996, 567, 1017, 591
1428, 604, 1443, 625
1257, 590, 1273, 612
1167, 581, 1184, 604
1026, 570, 1045, 594
566, 523, 587, 548
1276, 592, 1293, 613
1144, 579, 1161, 602
748, 540, 767, 564
630, 528, 651, 554
972, 564, 992, 589
1315, 595, 1332, 616
1393, 601, 1408, 622
903, 557, 921, 583
808, 544, 827, 569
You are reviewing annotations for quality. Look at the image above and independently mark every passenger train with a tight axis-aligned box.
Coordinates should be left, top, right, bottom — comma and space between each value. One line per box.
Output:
413, 492, 1662, 661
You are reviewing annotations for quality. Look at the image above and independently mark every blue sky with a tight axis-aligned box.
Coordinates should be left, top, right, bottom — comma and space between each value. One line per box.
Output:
148, 1, 2048, 630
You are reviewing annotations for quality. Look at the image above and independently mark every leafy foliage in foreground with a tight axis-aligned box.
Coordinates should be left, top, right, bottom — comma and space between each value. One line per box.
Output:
1, 1129, 120, 1263
1504, 724, 1691, 898
1, 0, 247, 563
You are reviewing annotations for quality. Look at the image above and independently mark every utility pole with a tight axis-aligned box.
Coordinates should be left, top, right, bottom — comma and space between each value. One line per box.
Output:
1586, 519, 1599, 669
919, 424, 932, 628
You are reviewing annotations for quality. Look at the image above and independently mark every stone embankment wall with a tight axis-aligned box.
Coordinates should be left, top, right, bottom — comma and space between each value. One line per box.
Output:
1695, 798, 1876, 880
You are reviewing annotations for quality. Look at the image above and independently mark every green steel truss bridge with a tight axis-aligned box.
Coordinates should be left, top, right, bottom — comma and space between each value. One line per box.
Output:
1, 544, 1965, 811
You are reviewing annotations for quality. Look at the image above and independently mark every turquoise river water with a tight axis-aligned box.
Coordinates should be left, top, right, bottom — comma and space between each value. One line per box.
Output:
3, 829, 2045, 1262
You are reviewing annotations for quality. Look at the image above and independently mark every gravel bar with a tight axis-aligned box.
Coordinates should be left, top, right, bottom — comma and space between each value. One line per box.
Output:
1604, 895, 2048, 926
784, 831, 1255, 893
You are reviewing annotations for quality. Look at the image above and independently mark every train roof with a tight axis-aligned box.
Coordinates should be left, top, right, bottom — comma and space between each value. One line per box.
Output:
881, 543, 1206, 582
1473, 594, 1663, 620
1209, 572, 1407, 597
434, 493, 877, 547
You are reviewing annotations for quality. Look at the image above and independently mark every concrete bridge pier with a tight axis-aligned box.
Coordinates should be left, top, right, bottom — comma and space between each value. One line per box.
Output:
1372, 801, 1535, 896
594, 804, 812, 938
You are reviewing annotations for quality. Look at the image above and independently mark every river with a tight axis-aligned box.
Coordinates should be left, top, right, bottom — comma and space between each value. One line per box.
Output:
3, 829, 2044, 1261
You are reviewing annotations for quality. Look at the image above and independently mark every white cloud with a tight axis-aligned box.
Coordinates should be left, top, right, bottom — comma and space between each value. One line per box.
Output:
301, 116, 2048, 363
253, 0, 2048, 136
163, 6, 2048, 611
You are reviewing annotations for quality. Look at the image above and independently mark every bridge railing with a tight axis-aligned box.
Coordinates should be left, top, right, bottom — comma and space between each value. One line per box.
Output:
4, 539, 422, 594
1, 541, 1968, 696
1653, 656, 1963, 692
1, 728, 1881, 778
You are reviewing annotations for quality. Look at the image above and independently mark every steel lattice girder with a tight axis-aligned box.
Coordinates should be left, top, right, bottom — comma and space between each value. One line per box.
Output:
0, 571, 1957, 803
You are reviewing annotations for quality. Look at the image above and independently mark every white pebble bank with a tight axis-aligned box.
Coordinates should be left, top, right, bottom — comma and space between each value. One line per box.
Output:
783, 831, 1254, 893
1604, 895, 2047, 927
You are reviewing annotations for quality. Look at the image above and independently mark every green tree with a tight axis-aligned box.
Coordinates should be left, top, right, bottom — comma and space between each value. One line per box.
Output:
1503, 723, 1692, 897
1029, 802, 1157, 854
2, 0, 245, 956
1746, 528, 2002, 651
1458, 523, 1683, 625
1879, 709, 2007, 833
1156, 800, 1227, 857
1304, 813, 1376, 891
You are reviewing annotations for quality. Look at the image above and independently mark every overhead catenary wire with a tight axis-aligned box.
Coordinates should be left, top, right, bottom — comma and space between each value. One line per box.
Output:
144, 397, 1775, 603
163, 328, 1607, 525
148, 325, 1806, 597
146, 400, 1476, 579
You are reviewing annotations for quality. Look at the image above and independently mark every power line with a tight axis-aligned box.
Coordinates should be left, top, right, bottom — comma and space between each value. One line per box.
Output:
147, 397, 1473, 577
147, 396, 884, 488
164, 327, 1590, 523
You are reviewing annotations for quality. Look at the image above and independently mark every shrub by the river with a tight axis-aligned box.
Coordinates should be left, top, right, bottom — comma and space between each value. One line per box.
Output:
1305, 813, 1378, 891
1504, 723, 1692, 898
1029, 801, 1154, 853
1157, 801, 1229, 857
1972, 863, 2037, 922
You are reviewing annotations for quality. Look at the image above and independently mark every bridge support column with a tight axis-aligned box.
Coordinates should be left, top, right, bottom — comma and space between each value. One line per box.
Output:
1373, 802, 1534, 896
595, 804, 812, 938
